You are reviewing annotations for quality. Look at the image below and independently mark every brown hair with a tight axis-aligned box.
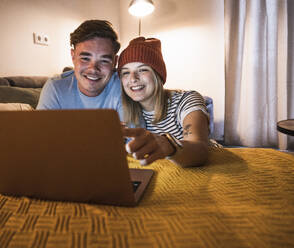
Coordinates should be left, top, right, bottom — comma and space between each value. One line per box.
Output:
70, 20, 120, 54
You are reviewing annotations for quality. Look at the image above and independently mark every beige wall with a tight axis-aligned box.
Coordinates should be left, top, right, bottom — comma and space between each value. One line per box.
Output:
0, 0, 120, 77
119, 0, 225, 140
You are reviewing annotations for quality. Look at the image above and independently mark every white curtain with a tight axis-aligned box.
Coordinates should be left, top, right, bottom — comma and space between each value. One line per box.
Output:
224, 0, 294, 149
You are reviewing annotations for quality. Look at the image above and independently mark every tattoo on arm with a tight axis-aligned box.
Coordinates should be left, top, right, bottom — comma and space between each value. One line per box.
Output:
183, 124, 193, 137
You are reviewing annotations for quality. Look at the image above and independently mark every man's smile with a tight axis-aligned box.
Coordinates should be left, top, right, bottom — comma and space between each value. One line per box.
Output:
83, 74, 102, 82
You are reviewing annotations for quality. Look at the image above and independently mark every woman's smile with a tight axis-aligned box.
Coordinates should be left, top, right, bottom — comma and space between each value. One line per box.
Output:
130, 85, 145, 91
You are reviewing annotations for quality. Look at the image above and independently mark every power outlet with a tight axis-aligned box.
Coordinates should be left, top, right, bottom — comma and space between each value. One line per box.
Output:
33, 32, 49, 46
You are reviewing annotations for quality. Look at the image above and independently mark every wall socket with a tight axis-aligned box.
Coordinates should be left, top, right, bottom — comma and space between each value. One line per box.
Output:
33, 32, 49, 46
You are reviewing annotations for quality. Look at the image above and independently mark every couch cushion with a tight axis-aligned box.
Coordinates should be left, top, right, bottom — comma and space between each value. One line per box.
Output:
0, 77, 9, 86
0, 86, 41, 108
0, 103, 33, 111
4, 76, 48, 88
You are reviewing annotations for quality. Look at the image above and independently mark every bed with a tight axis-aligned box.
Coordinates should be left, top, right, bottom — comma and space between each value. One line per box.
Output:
0, 148, 293, 247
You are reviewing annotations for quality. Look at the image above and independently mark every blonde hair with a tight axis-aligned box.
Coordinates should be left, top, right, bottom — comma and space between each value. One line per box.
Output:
121, 67, 170, 126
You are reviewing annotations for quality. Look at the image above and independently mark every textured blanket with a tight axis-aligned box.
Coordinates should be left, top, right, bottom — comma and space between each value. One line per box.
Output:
0, 148, 293, 248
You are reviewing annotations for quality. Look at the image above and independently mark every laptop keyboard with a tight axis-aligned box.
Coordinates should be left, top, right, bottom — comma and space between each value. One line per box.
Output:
132, 181, 141, 192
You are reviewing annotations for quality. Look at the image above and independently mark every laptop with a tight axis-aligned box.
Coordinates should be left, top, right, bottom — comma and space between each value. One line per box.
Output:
0, 109, 153, 206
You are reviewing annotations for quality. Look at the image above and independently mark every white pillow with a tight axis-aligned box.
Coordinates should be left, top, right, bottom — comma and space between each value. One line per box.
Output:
0, 103, 33, 111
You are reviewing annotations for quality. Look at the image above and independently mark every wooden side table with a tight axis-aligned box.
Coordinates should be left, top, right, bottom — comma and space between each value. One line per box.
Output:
277, 119, 294, 136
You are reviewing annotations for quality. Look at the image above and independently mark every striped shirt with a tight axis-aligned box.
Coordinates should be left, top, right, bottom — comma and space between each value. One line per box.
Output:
142, 90, 209, 140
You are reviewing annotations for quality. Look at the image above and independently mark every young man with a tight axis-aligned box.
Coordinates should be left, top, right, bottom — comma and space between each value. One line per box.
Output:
37, 20, 122, 118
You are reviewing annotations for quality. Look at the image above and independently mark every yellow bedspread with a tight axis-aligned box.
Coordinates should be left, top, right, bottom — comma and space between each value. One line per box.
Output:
0, 148, 294, 248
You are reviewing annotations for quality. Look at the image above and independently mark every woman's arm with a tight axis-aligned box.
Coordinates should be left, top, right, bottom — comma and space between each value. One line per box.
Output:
168, 110, 209, 167
123, 110, 209, 167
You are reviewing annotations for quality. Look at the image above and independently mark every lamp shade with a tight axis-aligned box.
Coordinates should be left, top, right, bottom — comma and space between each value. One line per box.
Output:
128, 0, 155, 17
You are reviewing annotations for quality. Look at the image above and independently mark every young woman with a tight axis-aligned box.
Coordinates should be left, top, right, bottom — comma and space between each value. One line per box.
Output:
118, 37, 209, 167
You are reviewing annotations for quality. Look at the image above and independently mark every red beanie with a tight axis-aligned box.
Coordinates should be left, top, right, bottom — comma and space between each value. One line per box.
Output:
118, 37, 167, 84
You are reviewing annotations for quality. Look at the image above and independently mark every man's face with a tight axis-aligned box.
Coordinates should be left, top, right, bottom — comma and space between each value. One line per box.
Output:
71, 37, 117, 97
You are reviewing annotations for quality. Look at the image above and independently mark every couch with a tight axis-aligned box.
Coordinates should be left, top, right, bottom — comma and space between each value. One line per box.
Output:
0, 76, 48, 110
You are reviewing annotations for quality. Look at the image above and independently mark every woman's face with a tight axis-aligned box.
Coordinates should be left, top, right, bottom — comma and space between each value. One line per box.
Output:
120, 62, 156, 111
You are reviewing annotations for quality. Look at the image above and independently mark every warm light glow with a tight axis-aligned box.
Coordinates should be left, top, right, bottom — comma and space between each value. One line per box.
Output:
128, 0, 154, 17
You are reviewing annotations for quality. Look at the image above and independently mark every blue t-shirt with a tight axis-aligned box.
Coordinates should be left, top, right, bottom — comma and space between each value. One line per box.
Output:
37, 70, 123, 120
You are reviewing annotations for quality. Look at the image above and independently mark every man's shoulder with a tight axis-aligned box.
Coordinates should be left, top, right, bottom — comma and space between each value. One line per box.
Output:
61, 70, 75, 79
104, 72, 121, 92
46, 70, 75, 88
109, 71, 120, 84
50, 70, 74, 82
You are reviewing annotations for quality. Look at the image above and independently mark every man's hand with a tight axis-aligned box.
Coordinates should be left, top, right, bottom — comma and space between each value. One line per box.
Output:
123, 127, 174, 166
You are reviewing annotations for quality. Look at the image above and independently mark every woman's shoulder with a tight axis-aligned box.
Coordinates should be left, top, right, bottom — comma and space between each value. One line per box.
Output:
167, 89, 204, 102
